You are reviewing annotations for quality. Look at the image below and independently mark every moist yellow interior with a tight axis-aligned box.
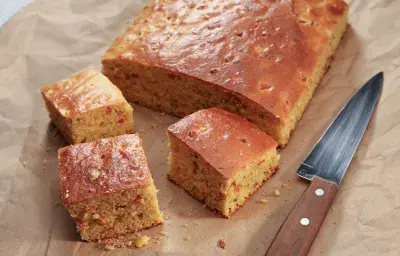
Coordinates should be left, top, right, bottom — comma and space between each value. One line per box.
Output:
67, 178, 163, 241
223, 149, 279, 216
44, 97, 135, 144
167, 134, 279, 217
277, 12, 349, 145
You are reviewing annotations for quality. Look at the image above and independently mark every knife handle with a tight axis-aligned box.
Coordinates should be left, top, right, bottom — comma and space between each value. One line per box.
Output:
265, 177, 339, 256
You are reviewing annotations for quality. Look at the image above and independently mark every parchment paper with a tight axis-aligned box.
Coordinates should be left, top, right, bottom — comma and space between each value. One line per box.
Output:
1, 0, 400, 255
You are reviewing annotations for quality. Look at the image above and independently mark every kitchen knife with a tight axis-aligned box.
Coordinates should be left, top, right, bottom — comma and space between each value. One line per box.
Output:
266, 72, 383, 256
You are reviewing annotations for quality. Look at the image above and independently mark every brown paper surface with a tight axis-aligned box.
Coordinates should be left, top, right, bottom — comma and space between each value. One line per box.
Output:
1, 0, 400, 255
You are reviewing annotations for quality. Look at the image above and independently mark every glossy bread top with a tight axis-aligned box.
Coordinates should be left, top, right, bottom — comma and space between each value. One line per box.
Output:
168, 108, 278, 178
103, 0, 348, 119
58, 134, 150, 205
41, 69, 126, 117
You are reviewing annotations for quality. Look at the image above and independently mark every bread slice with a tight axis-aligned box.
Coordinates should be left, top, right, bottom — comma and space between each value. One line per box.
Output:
40, 69, 135, 144
102, 0, 348, 146
167, 108, 280, 217
58, 134, 163, 241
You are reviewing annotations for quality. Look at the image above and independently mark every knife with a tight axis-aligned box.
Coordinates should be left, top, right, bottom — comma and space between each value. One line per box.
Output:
265, 72, 384, 256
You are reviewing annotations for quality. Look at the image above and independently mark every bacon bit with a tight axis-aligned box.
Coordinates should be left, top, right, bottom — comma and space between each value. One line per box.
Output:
134, 195, 142, 203
257, 160, 265, 166
117, 118, 125, 124
234, 186, 240, 193
218, 239, 226, 249
105, 106, 112, 114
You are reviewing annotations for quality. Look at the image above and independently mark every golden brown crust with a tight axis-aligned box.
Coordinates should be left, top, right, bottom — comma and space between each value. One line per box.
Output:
40, 69, 127, 117
167, 108, 278, 178
58, 134, 150, 206
103, 0, 348, 119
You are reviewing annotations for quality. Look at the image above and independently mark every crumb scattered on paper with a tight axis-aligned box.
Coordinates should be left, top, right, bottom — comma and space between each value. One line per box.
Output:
183, 224, 188, 228
260, 198, 268, 204
184, 236, 191, 241
274, 190, 281, 197
218, 239, 226, 249
135, 235, 150, 248
104, 244, 114, 250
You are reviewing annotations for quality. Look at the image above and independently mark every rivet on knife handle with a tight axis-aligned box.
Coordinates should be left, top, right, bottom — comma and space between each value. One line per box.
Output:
265, 177, 338, 256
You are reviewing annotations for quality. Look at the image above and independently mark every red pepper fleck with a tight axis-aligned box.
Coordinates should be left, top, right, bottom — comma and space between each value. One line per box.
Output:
86, 205, 96, 211
133, 195, 142, 203
98, 217, 107, 224
234, 186, 240, 193
105, 106, 112, 114
119, 149, 128, 158
117, 118, 125, 124
76, 219, 88, 229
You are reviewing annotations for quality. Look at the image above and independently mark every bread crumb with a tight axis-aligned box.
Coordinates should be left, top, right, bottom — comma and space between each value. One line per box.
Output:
168, 198, 174, 204
89, 169, 100, 180
260, 198, 268, 204
105, 244, 114, 250
274, 190, 281, 197
183, 224, 188, 228
165, 216, 170, 220
218, 239, 226, 249
158, 231, 168, 236
184, 236, 191, 241
135, 235, 150, 248
22, 161, 28, 167
126, 241, 133, 247
43, 159, 48, 165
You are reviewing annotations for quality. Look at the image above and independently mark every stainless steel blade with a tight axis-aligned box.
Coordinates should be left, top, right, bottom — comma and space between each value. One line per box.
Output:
298, 72, 383, 185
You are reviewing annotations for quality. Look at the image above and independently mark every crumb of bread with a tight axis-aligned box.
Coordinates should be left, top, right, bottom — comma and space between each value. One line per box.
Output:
22, 161, 28, 167
218, 239, 226, 249
260, 198, 268, 204
168, 198, 174, 204
274, 190, 281, 197
43, 159, 48, 165
183, 224, 188, 228
89, 169, 100, 180
158, 231, 168, 236
135, 235, 150, 248
184, 236, 191, 241
105, 244, 115, 250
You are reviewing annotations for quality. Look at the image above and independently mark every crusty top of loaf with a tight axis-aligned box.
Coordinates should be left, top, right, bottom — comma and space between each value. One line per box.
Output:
168, 108, 278, 178
103, 0, 348, 119
40, 69, 127, 118
58, 134, 150, 205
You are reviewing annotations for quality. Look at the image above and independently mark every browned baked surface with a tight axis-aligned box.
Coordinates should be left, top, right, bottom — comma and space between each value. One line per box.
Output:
167, 108, 280, 217
41, 69, 135, 144
58, 134, 163, 241
168, 108, 278, 178
102, 0, 348, 145
59, 134, 149, 205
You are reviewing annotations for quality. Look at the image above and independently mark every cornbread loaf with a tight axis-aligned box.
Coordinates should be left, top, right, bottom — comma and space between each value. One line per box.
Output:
58, 134, 163, 241
40, 69, 135, 144
167, 108, 280, 217
102, 0, 348, 146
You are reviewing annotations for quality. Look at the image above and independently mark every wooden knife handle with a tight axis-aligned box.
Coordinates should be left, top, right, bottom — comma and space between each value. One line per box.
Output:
265, 177, 339, 256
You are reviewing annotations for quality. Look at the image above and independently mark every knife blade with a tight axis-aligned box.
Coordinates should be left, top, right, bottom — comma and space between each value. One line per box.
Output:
266, 72, 383, 256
